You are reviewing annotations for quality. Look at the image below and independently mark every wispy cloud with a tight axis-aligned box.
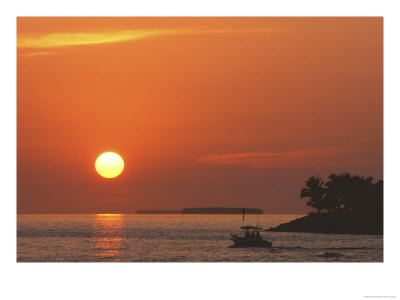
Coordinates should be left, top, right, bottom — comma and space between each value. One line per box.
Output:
196, 148, 381, 169
18, 29, 172, 49
17, 27, 278, 49
20, 51, 55, 57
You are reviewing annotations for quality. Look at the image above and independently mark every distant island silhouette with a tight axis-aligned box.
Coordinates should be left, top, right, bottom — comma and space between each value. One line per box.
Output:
136, 207, 263, 214
135, 210, 181, 214
267, 172, 383, 235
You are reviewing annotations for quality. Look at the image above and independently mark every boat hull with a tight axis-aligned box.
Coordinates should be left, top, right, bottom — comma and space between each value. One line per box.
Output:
230, 235, 272, 248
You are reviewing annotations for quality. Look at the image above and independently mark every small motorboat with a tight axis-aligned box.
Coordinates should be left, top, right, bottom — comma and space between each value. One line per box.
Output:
231, 226, 272, 248
230, 208, 272, 248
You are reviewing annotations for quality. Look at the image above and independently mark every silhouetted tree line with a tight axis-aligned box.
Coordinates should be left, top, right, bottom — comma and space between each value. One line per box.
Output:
300, 173, 383, 216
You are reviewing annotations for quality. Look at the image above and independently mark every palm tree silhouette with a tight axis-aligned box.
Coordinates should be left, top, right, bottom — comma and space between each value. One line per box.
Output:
324, 173, 374, 213
300, 176, 326, 214
295, 173, 383, 234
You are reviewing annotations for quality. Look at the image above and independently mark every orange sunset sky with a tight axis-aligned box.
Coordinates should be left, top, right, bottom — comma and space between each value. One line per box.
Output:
17, 17, 383, 214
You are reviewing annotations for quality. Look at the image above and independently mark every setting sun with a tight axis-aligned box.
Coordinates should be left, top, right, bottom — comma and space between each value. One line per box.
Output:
95, 152, 124, 178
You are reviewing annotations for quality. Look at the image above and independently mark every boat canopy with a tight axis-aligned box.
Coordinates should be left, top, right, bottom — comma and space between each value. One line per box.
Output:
240, 226, 263, 230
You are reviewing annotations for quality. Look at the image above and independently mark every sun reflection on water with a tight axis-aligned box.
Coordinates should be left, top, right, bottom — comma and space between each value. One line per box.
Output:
91, 214, 125, 261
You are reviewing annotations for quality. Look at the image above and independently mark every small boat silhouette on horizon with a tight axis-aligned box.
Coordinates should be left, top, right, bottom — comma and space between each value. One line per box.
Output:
230, 208, 272, 248
230, 225, 272, 248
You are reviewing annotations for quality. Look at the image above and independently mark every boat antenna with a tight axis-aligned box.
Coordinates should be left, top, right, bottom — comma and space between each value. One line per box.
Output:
242, 207, 245, 222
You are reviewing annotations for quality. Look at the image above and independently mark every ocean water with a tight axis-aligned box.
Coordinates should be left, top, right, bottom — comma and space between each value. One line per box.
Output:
17, 214, 383, 262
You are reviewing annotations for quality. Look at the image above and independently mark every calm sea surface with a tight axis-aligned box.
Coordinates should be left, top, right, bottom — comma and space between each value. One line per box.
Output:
17, 214, 383, 262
